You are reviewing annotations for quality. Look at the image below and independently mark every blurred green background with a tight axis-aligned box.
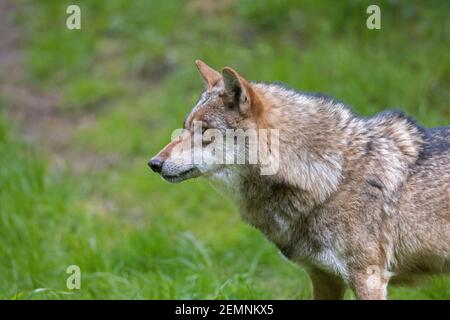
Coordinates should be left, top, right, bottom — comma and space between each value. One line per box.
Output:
0, 0, 449, 299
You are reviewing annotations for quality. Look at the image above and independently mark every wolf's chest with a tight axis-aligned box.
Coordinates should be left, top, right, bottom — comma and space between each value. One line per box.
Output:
209, 171, 349, 277
243, 205, 348, 277
240, 205, 297, 247
209, 170, 298, 243
238, 183, 315, 252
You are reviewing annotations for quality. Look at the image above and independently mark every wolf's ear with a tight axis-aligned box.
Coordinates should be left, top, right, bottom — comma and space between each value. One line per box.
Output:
195, 60, 221, 90
222, 67, 252, 115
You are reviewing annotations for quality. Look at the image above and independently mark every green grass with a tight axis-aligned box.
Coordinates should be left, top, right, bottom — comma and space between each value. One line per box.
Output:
0, 111, 312, 299
1, 0, 449, 299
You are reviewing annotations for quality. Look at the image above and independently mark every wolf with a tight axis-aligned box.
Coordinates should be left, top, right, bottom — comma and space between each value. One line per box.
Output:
149, 60, 450, 299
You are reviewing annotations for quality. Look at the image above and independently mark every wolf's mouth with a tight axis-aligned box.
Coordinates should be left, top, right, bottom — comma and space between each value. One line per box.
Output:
161, 168, 200, 183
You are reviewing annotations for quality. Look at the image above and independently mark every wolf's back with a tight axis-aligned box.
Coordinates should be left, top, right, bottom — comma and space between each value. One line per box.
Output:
420, 126, 450, 160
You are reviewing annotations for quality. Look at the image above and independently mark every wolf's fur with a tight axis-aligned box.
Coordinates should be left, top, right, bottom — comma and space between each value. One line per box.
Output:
150, 61, 450, 299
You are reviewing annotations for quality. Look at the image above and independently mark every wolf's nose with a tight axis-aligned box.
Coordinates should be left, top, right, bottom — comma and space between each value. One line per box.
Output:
148, 157, 164, 173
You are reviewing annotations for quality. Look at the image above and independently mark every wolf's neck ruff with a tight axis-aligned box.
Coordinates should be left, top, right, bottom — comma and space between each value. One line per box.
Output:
214, 83, 352, 205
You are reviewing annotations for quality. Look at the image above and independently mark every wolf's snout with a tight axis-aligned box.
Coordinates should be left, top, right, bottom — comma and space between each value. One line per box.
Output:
148, 157, 164, 173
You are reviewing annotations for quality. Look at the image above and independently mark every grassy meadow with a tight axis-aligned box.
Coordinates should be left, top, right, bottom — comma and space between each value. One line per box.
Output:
0, 0, 449, 299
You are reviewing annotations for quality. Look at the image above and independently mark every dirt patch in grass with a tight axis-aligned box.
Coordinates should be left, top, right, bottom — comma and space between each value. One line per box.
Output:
0, 0, 117, 173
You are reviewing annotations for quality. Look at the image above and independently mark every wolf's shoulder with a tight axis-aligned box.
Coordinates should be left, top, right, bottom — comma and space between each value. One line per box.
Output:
426, 126, 450, 140
419, 126, 450, 160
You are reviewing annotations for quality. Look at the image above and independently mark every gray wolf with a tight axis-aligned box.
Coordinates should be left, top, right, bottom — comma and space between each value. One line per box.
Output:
149, 60, 450, 299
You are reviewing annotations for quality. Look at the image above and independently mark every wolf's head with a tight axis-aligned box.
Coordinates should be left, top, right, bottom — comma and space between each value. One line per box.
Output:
148, 60, 276, 183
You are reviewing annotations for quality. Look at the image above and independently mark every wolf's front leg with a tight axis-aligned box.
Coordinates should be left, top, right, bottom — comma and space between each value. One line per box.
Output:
349, 266, 389, 300
307, 267, 346, 300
